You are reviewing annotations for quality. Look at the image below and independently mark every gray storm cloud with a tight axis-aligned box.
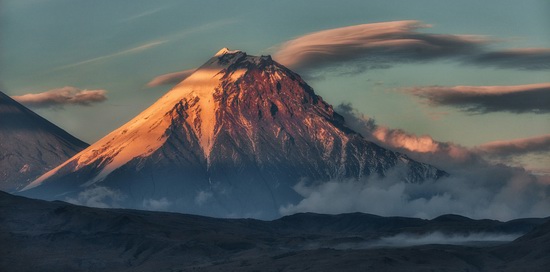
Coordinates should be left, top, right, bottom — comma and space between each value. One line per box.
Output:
12, 86, 107, 109
405, 83, 550, 114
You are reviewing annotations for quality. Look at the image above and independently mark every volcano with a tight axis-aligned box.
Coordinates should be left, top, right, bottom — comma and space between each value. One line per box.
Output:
0, 91, 88, 191
21, 48, 445, 218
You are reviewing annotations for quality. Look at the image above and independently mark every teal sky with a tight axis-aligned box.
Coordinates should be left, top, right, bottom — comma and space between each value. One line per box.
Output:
1, 0, 549, 154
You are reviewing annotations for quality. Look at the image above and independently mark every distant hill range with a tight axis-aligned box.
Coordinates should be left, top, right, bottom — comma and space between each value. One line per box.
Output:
1, 191, 548, 272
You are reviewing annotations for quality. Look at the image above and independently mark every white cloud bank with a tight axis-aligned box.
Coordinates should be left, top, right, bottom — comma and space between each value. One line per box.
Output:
280, 167, 550, 221
280, 104, 550, 221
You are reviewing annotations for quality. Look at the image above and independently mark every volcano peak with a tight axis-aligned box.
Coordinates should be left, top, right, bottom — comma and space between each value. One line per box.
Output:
214, 47, 242, 57
23, 50, 446, 219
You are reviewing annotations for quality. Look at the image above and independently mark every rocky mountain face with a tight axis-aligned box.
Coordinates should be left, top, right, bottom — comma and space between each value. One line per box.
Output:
21, 48, 446, 219
0, 91, 88, 191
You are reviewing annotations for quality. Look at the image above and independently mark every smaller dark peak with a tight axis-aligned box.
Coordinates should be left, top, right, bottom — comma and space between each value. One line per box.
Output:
212, 48, 274, 71
260, 55, 273, 62
256, 55, 276, 68
246, 55, 277, 71
222, 52, 278, 72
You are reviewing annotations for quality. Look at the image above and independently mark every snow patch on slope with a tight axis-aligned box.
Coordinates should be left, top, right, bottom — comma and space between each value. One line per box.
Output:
177, 68, 224, 160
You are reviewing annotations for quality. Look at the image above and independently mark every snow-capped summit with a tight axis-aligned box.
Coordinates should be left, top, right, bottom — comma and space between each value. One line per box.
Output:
0, 91, 88, 191
22, 49, 446, 219
214, 47, 242, 56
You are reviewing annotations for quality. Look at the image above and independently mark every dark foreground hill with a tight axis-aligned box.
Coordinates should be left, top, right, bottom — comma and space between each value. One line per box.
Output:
1, 191, 548, 271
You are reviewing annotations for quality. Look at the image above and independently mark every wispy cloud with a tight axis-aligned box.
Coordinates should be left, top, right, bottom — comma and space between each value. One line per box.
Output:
54, 18, 236, 72
329, 231, 522, 250
143, 19, 239, 87
160, 18, 239, 43
146, 68, 196, 87
370, 232, 522, 248
273, 20, 488, 73
120, 6, 169, 23
55, 41, 166, 70
142, 197, 172, 211
12, 86, 107, 109
405, 83, 550, 114
66, 186, 125, 208
471, 48, 550, 70
195, 190, 213, 206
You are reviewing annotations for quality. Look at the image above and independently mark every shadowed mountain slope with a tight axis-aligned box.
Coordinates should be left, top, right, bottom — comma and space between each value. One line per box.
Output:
0, 91, 88, 191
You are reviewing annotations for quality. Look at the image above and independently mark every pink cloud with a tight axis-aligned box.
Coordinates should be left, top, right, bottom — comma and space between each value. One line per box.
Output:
336, 104, 474, 166
336, 103, 549, 170
372, 127, 440, 153
12, 87, 107, 108
146, 69, 196, 87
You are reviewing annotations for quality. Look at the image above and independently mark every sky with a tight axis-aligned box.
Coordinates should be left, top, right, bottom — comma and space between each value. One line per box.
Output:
1, 0, 549, 175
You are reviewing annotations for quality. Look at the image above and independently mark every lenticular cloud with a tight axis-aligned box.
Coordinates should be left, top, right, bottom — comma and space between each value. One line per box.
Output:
274, 20, 487, 72
273, 21, 550, 74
